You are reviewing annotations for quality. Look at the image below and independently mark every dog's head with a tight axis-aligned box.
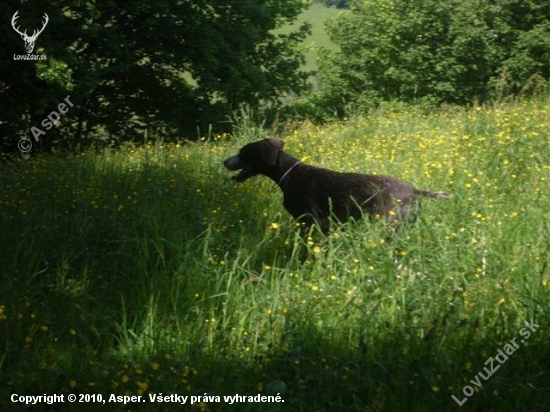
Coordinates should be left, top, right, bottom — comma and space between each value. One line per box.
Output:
223, 138, 284, 182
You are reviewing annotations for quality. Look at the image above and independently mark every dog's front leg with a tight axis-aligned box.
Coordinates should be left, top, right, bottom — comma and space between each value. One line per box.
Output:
308, 202, 330, 234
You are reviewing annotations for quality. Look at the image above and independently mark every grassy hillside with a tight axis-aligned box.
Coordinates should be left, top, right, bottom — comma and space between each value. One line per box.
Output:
1, 99, 549, 411
277, 3, 340, 75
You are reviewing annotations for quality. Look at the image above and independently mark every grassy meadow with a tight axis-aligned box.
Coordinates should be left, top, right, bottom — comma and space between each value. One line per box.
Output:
1, 99, 550, 411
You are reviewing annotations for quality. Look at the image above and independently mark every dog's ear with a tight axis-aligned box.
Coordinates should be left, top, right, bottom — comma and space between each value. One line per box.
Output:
259, 138, 284, 165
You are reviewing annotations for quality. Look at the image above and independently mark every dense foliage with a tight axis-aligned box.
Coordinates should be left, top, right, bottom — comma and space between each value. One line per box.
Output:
1, 0, 310, 150
310, 0, 550, 118
4, 0, 550, 148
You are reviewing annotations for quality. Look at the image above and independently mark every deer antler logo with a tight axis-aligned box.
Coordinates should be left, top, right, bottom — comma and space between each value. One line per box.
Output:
11, 11, 49, 54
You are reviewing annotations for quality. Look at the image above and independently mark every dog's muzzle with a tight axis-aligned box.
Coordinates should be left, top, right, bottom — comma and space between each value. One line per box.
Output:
223, 155, 256, 182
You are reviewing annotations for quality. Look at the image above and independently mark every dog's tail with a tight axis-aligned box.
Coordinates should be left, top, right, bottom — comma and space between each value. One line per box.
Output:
414, 190, 452, 199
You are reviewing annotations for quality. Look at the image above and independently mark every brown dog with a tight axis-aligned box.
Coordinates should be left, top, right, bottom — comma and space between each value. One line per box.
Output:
224, 138, 450, 232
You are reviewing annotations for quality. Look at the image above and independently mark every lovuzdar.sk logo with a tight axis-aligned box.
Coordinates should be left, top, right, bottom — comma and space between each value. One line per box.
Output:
12, 10, 49, 61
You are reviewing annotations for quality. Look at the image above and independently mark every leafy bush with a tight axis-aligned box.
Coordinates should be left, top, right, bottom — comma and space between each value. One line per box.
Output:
308, 0, 550, 119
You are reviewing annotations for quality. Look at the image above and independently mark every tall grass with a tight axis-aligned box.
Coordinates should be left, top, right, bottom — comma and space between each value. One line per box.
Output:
1, 99, 549, 411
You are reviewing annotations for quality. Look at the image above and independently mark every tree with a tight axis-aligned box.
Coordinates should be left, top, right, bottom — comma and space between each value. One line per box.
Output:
312, 0, 550, 117
0, 0, 310, 151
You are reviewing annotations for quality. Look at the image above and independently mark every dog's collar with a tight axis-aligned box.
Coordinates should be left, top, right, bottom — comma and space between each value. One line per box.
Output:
278, 161, 301, 186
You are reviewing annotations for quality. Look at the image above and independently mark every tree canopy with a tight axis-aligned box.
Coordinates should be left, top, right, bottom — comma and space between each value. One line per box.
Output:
1, 0, 310, 150
313, 0, 550, 117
